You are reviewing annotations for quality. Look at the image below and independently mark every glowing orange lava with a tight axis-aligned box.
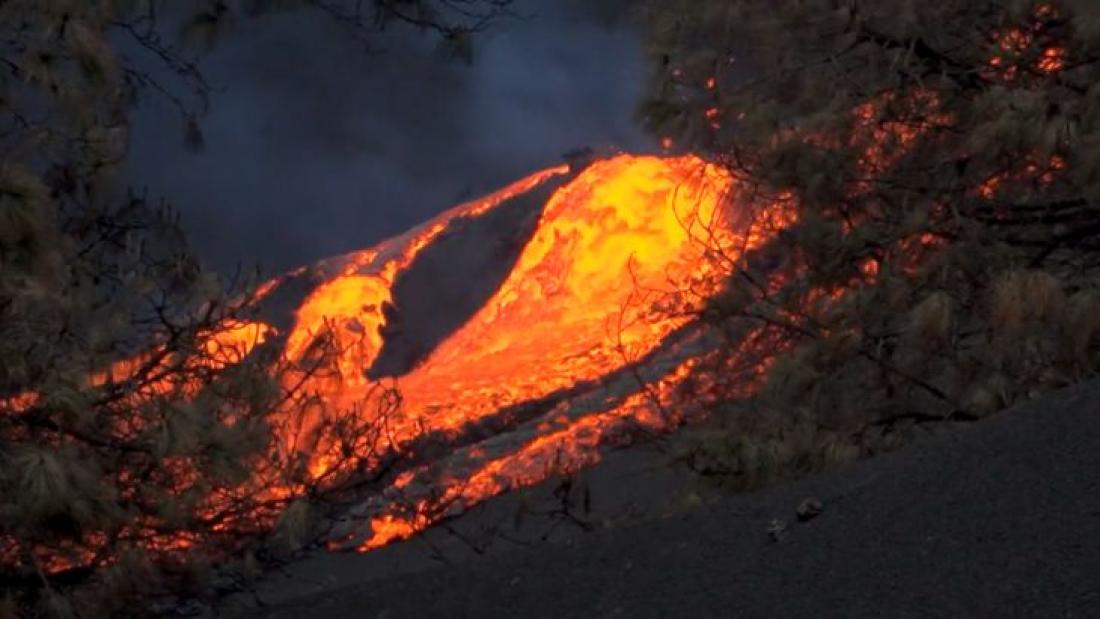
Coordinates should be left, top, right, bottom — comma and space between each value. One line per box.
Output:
9, 154, 794, 567
394, 155, 733, 430
278, 155, 753, 481
289, 154, 796, 549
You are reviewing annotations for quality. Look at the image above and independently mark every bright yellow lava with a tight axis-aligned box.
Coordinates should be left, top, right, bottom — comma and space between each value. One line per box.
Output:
397, 155, 734, 432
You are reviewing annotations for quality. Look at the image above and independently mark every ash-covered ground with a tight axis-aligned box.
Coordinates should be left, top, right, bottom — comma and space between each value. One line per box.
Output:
226, 379, 1100, 618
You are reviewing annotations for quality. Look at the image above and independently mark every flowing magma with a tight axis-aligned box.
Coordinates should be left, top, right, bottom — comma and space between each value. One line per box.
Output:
267, 153, 793, 548
11, 19, 1076, 565
276, 155, 739, 449
6, 153, 790, 559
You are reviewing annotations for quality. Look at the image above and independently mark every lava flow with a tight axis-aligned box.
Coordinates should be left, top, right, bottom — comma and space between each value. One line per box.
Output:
5, 3, 1077, 574
262, 153, 795, 549
175, 2, 1072, 553
3, 153, 789, 562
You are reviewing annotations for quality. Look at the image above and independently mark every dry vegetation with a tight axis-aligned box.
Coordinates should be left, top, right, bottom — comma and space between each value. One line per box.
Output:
0, 1, 512, 616
5, 0, 1100, 614
639, 0, 1100, 490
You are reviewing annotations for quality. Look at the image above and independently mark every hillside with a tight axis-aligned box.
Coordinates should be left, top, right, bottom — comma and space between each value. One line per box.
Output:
236, 378, 1100, 617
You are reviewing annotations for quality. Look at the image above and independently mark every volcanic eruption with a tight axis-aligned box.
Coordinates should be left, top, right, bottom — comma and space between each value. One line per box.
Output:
234, 152, 794, 550
0, 152, 794, 570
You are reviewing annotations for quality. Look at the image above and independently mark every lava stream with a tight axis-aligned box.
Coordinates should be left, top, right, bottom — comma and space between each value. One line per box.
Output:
276, 154, 795, 548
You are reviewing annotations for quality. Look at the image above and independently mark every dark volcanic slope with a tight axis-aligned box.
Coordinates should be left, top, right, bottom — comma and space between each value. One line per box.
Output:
254, 379, 1100, 618
368, 178, 561, 378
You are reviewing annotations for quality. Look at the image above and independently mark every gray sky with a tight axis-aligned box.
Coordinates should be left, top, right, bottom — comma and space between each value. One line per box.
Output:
123, 0, 654, 275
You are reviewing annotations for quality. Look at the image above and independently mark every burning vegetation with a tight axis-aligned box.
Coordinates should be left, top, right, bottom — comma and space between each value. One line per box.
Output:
4, 0, 1100, 616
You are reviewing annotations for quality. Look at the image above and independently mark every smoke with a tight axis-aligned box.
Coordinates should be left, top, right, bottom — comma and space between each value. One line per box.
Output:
122, 0, 654, 275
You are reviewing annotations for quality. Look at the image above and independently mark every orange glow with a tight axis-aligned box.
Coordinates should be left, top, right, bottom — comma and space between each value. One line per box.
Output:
269, 155, 796, 550
28, 107, 1005, 564
281, 164, 569, 387
3, 321, 272, 416
977, 154, 1067, 200
353, 355, 715, 551
284, 273, 391, 388
94, 321, 272, 389
986, 5, 1066, 79
5, 163, 581, 571
357, 514, 428, 550
393, 156, 733, 426
279, 155, 758, 481
849, 90, 951, 180
24, 43, 1070, 563
706, 106, 722, 130
14, 3, 1082, 568
233, 154, 796, 552
1037, 46, 1066, 73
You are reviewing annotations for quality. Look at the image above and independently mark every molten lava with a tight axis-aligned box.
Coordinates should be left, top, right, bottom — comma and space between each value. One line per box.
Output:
7, 153, 790, 565
395, 155, 733, 431
276, 156, 740, 463
268, 154, 794, 549
207, 152, 794, 549
7, 3, 1081, 575
182, 0, 1074, 553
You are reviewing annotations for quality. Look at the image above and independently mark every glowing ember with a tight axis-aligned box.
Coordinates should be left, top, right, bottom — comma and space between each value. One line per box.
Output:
986, 4, 1066, 80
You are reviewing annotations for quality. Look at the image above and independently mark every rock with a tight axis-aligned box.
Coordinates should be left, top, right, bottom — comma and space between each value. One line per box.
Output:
796, 497, 824, 522
767, 518, 788, 542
